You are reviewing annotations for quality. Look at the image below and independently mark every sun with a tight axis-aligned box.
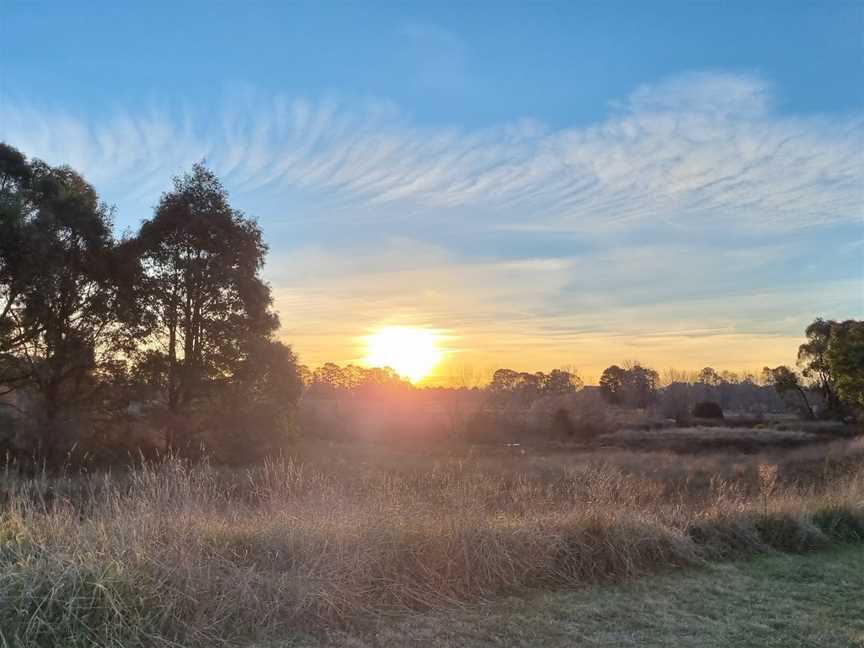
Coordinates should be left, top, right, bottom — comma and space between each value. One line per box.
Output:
363, 326, 443, 383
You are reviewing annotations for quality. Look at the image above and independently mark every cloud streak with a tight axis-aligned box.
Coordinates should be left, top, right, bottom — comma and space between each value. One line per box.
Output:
2, 72, 861, 232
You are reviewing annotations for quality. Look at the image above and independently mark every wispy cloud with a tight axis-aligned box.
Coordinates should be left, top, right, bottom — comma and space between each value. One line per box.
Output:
2, 72, 861, 232
2, 72, 861, 376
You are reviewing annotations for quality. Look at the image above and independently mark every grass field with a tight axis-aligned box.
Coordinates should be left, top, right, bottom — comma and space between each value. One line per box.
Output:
1, 435, 862, 647
293, 545, 864, 648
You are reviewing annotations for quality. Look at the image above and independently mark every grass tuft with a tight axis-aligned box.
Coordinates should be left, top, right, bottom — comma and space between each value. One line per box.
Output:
0, 442, 862, 646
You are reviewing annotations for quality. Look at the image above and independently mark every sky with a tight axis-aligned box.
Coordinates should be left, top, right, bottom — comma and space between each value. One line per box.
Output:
1, 0, 863, 383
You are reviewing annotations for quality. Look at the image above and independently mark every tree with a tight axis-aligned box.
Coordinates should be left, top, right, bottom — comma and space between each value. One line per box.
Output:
798, 318, 842, 417
599, 365, 626, 404
487, 368, 556, 408
763, 365, 814, 420
826, 320, 864, 413
132, 163, 278, 452
310, 362, 348, 395
0, 150, 134, 458
697, 367, 722, 386
0, 143, 37, 367
207, 338, 303, 463
542, 368, 582, 394
621, 364, 659, 409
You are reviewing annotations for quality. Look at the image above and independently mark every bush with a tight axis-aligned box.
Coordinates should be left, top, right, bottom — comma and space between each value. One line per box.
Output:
528, 390, 617, 441
692, 401, 724, 420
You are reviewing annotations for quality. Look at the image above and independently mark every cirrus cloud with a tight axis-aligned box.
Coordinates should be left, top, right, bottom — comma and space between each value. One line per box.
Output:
1, 72, 861, 233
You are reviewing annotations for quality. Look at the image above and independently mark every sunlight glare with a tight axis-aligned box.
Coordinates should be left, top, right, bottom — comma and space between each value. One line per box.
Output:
363, 327, 443, 383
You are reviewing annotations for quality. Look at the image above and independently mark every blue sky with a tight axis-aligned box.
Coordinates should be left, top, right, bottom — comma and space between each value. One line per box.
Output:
2, 0, 862, 380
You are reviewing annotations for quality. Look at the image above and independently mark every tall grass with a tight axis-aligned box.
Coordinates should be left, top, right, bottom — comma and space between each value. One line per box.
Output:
1, 440, 863, 647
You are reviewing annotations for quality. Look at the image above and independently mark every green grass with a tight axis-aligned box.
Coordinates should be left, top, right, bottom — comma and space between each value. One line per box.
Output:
294, 545, 864, 648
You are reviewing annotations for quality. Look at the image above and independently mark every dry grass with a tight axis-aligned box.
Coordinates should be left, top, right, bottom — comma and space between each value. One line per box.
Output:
598, 425, 830, 453
0, 439, 863, 647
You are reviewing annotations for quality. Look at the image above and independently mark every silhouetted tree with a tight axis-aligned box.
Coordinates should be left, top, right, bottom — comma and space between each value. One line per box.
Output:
763, 365, 814, 420
1, 143, 37, 375
697, 367, 722, 386
599, 365, 626, 404
487, 368, 579, 409
622, 364, 659, 408
132, 163, 278, 452
542, 368, 582, 394
0, 148, 135, 458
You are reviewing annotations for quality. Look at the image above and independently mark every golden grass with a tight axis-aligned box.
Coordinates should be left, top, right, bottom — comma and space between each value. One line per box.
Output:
0, 440, 863, 647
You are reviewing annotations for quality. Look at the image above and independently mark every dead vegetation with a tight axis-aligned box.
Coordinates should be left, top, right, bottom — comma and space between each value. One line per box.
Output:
0, 436, 862, 647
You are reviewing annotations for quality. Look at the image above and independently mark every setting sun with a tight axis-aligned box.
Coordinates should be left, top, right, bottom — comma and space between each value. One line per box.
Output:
363, 326, 443, 383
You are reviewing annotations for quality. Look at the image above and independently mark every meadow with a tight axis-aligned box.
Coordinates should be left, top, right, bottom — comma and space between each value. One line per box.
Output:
1, 430, 863, 647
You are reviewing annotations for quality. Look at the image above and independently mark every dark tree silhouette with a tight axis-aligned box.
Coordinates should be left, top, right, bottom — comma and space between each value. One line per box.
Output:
132, 163, 279, 452
0, 145, 134, 458
599, 365, 626, 404
691, 401, 724, 420
763, 365, 815, 420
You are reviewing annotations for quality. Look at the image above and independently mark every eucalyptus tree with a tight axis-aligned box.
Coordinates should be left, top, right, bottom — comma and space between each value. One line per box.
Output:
0, 143, 136, 457
131, 163, 280, 451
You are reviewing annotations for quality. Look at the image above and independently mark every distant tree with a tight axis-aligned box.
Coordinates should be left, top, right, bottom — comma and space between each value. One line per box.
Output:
798, 318, 843, 416
826, 320, 864, 413
489, 368, 520, 395
763, 365, 815, 420
697, 367, 722, 386
310, 362, 348, 395
599, 365, 626, 404
720, 370, 740, 385
297, 363, 313, 387
488, 369, 529, 408
622, 364, 659, 408
132, 163, 278, 452
542, 368, 582, 394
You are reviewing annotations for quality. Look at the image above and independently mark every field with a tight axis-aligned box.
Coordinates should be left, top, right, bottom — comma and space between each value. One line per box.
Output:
1, 430, 863, 647
289, 545, 864, 647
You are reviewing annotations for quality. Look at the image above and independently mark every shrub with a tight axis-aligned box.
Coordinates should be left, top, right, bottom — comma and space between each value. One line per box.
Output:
692, 401, 724, 420
528, 390, 617, 441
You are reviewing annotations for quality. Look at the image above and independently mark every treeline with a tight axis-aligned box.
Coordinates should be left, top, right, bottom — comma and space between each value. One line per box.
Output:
2, 142, 861, 464
0, 144, 302, 465
299, 325, 863, 423
297, 321, 862, 444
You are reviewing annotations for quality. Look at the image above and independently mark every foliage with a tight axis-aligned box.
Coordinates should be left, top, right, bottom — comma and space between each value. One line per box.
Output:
692, 401, 724, 420
203, 338, 304, 463
130, 163, 281, 452
487, 367, 581, 410
600, 363, 658, 408
762, 365, 815, 420
0, 144, 138, 458
827, 320, 864, 413
599, 365, 626, 404
798, 318, 843, 416
0, 147, 299, 464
